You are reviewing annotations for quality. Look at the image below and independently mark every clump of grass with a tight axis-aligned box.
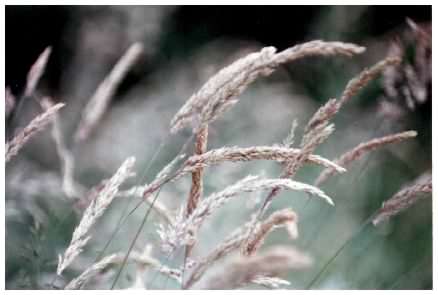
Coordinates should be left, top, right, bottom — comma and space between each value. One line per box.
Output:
5, 38, 430, 290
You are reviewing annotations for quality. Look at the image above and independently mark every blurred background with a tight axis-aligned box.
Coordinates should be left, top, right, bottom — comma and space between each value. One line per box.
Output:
5, 6, 432, 289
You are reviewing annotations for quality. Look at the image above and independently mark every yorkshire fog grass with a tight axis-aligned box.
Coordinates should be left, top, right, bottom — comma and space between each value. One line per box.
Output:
5, 35, 431, 290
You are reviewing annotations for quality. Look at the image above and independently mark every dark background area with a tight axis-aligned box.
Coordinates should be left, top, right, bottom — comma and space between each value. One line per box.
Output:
5, 6, 431, 96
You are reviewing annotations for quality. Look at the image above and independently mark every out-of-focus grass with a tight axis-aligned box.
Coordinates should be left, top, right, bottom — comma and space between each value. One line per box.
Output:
5, 6, 431, 289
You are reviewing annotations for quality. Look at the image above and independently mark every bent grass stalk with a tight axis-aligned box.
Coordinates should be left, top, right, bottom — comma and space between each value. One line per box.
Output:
6, 103, 65, 163
24, 46, 52, 97
74, 43, 144, 142
315, 131, 418, 186
373, 172, 432, 225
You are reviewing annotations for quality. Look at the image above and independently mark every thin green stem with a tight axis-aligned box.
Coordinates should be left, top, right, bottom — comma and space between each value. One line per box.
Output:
93, 135, 171, 263
110, 188, 162, 289
305, 212, 376, 289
